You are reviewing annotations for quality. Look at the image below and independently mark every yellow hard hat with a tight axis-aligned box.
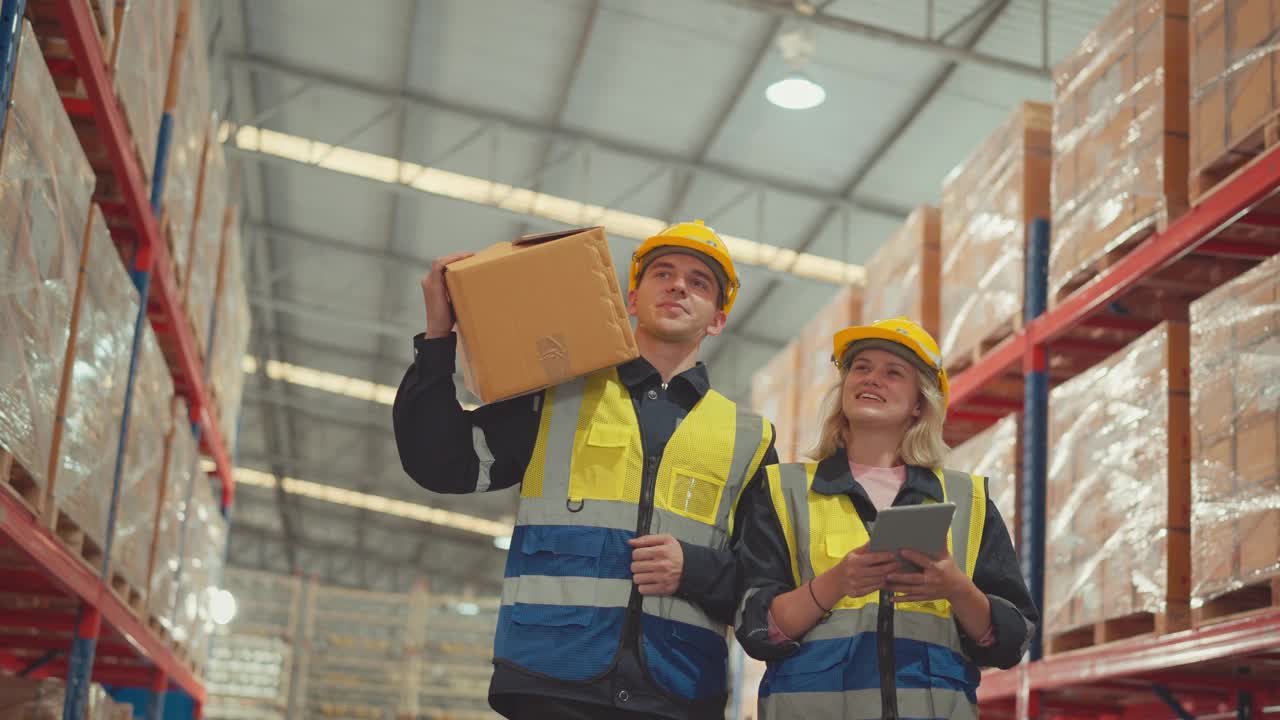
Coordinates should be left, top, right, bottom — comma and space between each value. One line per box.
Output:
832, 318, 949, 408
629, 219, 740, 315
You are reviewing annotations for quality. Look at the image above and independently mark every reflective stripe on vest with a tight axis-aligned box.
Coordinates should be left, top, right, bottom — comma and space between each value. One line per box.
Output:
493, 368, 771, 699
757, 462, 987, 719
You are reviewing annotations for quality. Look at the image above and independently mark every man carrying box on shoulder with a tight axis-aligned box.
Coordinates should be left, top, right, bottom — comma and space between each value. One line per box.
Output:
393, 220, 778, 720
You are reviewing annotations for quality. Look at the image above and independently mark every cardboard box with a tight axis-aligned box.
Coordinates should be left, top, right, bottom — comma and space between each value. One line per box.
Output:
793, 287, 862, 460
863, 205, 941, 338
1051, 0, 1189, 302
1046, 321, 1191, 636
447, 227, 638, 404
946, 413, 1021, 548
1190, 253, 1280, 603
940, 102, 1052, 367
751, 343, 800, 463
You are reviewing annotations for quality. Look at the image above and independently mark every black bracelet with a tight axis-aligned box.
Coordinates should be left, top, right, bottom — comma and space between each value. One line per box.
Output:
807, 580, 831, 613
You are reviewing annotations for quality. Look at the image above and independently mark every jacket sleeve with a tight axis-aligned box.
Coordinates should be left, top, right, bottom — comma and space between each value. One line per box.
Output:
676, 440, 779, 626
392, 332, 543, 494
733, 469, 802, 661
958, 478, 1039, 669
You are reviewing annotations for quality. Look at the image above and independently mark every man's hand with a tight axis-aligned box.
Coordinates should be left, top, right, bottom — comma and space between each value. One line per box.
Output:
628, 534, 683, 596
886, 548, 968, 603
422, 252, 474, 339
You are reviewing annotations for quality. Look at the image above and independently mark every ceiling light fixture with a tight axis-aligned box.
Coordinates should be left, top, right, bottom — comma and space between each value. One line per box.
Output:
767, 27, 826, 111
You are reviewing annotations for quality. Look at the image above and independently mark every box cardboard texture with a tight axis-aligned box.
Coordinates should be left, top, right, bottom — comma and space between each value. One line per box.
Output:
1051, 0, 1190, 303
1190, 252, 1280, 604
863, 205, 941, 339
793, 287, 862, 460
447, 227, 638, 404
946, 413, 1022, 549
940, 102, 1052, 368
751, 343, 800, 463
1045, 321, 1191, 639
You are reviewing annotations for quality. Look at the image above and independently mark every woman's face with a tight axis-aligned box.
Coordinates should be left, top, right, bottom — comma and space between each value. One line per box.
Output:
841, 348, 922, 431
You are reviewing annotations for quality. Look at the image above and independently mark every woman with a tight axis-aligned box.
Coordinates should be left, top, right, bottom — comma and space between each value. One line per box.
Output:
735, 318, 1036, 720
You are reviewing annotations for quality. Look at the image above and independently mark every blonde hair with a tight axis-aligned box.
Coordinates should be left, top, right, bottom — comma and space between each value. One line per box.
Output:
808, 361, 950, 468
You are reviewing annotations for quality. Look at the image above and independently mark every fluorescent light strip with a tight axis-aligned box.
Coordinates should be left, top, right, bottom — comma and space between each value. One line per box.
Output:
242, 355, 477, 410
200, 458, 511, 537
224, 123, 866, 286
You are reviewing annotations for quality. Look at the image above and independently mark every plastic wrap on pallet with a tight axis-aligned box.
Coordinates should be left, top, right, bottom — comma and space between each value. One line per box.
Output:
792, 287, 861, 460
1045, 324, 1178, 635
211, 212, 250, 452
1190, 0, 1280, 183
945, 414, 1020, 547
114, 0, 177, 183
940, 102, 1051, 365
54, 206, 139, 554
151, 400, 196, 630
751, 342, 800, 463
165, 3, 213, 284
115, 323, 175, 595
188, 119, 228, 357
1051, 0, 1189, 303
863, 205, 941, 339
175, 468, 227, 667
1191, 253, 1280, 604
0, 676, 64, 719
0, 21, 96, 498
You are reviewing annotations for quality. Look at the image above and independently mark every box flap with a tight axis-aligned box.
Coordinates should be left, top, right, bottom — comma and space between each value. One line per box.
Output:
514, 226, 602, 247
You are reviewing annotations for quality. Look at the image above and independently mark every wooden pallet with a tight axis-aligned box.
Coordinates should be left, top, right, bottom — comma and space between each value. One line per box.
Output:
51, 509, 105, 575
1051, 216, 1167, 307
1193, 577, 1280, 627
1045, 611, 1164, 656
1192, 112, 1280, 205
110, 572, 146, 618
944, 314, 1023, 377
0, 449, 45, 517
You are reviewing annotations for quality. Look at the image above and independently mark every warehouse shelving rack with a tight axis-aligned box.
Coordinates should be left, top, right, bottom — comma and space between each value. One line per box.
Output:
947, 145, 1280, 718
0, 0, 235, 718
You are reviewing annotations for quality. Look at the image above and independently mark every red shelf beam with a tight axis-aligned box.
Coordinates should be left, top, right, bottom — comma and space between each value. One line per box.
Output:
0, 491, 205, 701
50, 0, 233, 506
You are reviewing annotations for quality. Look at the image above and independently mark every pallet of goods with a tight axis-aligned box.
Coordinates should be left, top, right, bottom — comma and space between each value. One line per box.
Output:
863, 205, 941, 339
209, 207, 251, 452
750, 342, 801, 463
1050, 0, 1190, 303
163, 0, 213, 295
940, 101, 1052, 375
945, 413, 1021, 548
792, 287, 862, 460
1044, 320, 1192, 654
1190, 252, 1280, 625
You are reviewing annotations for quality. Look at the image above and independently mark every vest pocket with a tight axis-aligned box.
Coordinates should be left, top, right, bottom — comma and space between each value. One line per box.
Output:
510, 602, 596, 628
823, 532, 861, 559
666, 467, 725, 524
925, 644, 980, 692
770, 636, 852, 691
569, 423, 630, 501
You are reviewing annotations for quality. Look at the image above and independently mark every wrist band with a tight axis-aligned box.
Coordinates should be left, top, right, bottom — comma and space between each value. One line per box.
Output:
807, 580, 831, 613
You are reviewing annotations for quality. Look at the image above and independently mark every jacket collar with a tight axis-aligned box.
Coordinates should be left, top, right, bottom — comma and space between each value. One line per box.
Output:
616, 355, 711, 398
810, 450, 944, 503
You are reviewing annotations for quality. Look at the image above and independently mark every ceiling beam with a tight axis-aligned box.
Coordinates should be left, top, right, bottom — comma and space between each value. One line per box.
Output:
250, 220, 435, 270
720, 0, 1049, 80
712, 0, 1014, 369
224, 51, 911, 221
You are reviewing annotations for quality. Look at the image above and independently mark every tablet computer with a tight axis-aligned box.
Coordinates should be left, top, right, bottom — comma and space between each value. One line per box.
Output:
867, 502, 956, 572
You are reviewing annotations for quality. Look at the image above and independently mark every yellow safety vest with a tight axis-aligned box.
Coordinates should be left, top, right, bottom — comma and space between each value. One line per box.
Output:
493, 367, 773, 701
756, 463, 987, 720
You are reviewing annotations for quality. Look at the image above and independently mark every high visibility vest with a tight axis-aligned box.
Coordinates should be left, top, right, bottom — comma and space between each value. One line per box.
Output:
492, 367, 773, 701
756, 463, 987, 720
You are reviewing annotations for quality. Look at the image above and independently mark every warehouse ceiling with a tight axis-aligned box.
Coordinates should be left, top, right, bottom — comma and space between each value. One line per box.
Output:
207, 0, 1112, 594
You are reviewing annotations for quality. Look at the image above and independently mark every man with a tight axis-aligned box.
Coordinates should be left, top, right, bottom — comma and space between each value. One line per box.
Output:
394, 220, 777, 720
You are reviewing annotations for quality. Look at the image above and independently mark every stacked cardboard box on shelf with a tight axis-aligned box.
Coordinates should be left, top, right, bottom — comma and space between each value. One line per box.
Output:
210, 210, 252, 452
940, 102, 1052, 371
164, 2, 212, 290
186, 117, 229, 358
0, 21, 96, 508
113, 0, 177, 185
1051, 0, 1189, 302
946, 413, 1021, 547
173, 469, 228, 669
1044, 321, 1191, 651
1190, 252, 1280, 619
750, 342, 800, 463
863, 205, 941, 338
792, 287, 862, 460
150, 399, 198, 635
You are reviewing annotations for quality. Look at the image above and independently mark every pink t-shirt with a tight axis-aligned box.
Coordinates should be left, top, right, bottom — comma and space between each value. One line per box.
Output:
849, 460, 907, 511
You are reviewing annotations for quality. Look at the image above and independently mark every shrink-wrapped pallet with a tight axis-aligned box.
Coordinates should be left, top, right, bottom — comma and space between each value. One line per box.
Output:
187, 118, 228, 356
165, 2, 212, 285
750, 343, 800, 463
210, 211, 251, 452
114, 0, 177, 184
151, 400, 196, 629
946, 413, 1021, 547
792, 287, 861, 460
863, 206, 941, 338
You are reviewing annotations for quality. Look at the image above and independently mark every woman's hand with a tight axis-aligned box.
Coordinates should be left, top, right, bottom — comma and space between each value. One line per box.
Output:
885, 548, 968, 603
817, 545, 900, 602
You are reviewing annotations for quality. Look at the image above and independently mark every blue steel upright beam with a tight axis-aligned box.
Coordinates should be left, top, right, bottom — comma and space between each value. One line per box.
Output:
1021, 218, 1050, 664
0, 0, 25, 141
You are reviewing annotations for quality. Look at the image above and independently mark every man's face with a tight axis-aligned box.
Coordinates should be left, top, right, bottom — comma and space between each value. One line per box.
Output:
627, 253, 727, 343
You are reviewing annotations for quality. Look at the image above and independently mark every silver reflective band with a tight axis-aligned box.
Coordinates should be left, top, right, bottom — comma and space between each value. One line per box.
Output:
761, 687, 977, 720
502, 575, 632, 609
473, 426, 496, 493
